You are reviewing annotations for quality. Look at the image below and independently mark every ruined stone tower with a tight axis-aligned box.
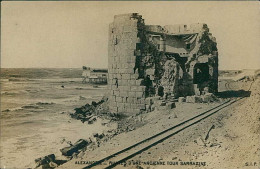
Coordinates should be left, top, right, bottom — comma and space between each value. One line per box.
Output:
108, 13, 218, 114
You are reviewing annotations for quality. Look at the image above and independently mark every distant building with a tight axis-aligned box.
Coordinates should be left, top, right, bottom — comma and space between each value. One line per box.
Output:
82, 66, 108, 84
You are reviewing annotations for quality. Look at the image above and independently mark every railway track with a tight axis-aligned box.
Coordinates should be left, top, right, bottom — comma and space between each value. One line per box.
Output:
83, 81, 253, 169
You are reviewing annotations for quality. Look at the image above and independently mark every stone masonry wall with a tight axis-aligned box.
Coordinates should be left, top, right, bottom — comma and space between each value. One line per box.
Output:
108, 14, 146, 114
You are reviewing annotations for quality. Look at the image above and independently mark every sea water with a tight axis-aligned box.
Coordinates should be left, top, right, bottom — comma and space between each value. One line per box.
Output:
0, 68, 110, 168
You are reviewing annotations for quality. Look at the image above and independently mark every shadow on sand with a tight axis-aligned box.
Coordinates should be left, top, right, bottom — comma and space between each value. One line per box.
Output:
216, 90, 251, 98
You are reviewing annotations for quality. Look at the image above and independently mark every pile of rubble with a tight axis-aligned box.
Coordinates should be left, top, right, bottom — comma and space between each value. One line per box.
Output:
144, 92, 218, 113
145, 96, 176, 112
35, 154, 67, 169
182, 93, 219, 103
35, 132, 115, 168
69, 97, 111, 124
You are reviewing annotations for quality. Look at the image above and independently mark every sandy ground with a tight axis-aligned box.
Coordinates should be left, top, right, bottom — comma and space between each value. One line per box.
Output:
128, 80, 260, 169
59, 78, 259, 169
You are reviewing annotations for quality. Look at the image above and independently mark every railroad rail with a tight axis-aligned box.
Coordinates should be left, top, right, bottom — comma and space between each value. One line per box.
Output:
83, 80, 253, 169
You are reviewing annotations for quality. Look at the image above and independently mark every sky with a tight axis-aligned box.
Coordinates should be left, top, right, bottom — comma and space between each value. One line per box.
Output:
1, 1, 260, 70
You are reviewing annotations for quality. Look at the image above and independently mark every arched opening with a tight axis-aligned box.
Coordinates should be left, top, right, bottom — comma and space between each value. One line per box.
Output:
158, 86, 164, 97
193, 63, 209, 84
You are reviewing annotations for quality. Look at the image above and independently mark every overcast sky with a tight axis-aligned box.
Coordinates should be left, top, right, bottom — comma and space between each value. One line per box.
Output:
1, 1, 259, 70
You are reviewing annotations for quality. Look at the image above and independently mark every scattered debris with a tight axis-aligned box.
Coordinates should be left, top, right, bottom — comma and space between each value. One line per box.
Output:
79, 96, 87, 100
186, 96, 202, 103
194, 137, 206, 147
178, 97, 186, 103
34, 154, 67, 169
60, 139, 88, 156
69, 99, 108, 123
205, 124, 215, 140
201, 93, 219, 103
93, 133, 105, 140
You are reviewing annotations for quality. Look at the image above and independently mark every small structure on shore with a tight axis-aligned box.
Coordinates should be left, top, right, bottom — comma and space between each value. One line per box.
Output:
82, 66, 108, 84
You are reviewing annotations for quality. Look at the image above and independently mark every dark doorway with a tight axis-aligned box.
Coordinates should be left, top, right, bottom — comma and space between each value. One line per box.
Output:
193, 63, 209, 84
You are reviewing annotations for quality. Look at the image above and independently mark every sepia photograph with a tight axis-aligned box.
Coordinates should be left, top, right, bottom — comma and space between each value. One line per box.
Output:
1, 1, 260, 169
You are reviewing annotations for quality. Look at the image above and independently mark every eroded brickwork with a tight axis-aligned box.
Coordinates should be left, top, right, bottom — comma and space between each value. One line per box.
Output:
108, 14, 146, 113
108, 13, 218, 114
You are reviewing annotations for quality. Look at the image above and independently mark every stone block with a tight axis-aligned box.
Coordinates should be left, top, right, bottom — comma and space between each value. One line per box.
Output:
204, 87, 209, 93
201, 93, 218, 103
131, 103, 138, 109
166, 102, 176, 109
194, 87, 201, 96
186, 96, 202, 103
109, 101, 117, 107
118, 106, 124, 113
112, 85, 118, 90
160, 101, 167, 106
156, 105, 167, 111
146, 104, 151, 112
119, 91, 128, 97
118, 80, 122, 85
122, 97, 127, 103
129, 80, 136, 86
125, 103, 131, 109
130, 86, 138, 91
114, 90, 120, 96
108, 75, 113, 80
140, 86, 146, 92
129, 91, 136, 98
35, 154, 56, 167
154, 100, 161, 107
122, 68, 134, 74
133, 109, 141, 113
131, 74, 139, 80
136, 91, 144, 98
107, 85, 112, 90
127, 97, 135, 104
145, 97, 153, 105
122, 74, 131, 80
110, 106, 118, 113
145, 68, 155, 75
60, 139, 88, 156
178, 97, 186, 103
130, 56, 136, 63
126, 108, 134, 113
109, 95, 116, 102
136, 79, 144, 85
136, 97, 145, 104
117, 102, 124, 108
112, 63, 117, 69
129, 63, 135, 68
125, 86, 131, 91
116, 74, 122, 79
121, 80, 128, 86
118, 86, 124, 91
116, 96, 123, 103
138, 104, 146, 110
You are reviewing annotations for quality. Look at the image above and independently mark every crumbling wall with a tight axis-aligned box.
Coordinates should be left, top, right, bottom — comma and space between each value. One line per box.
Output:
108, 13, 218, 114
160, 59, 180, 99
